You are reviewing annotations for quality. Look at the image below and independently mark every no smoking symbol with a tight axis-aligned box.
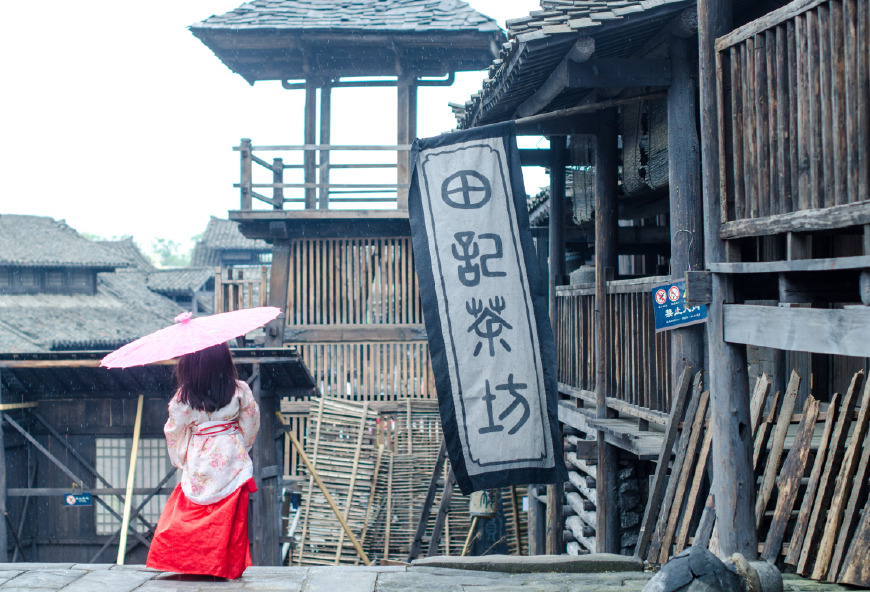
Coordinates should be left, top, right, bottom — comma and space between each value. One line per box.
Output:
655, 289, 667, 305
668, 286, 680, 302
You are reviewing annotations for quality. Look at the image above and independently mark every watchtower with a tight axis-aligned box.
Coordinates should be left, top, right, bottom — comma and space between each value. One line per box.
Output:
191, 1, 504, 402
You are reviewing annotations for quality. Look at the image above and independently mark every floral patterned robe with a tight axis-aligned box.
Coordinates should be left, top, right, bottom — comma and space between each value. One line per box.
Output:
164, 380, 260, 505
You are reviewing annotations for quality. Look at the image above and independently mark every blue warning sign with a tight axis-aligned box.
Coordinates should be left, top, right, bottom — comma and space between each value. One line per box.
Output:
651, 280, 708, 332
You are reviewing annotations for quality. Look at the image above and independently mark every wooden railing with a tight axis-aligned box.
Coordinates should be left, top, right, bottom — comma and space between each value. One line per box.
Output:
214, 266, 269, 313
554, 276, 673, 415
715, 0, 870, 237
235, 139, 412, 211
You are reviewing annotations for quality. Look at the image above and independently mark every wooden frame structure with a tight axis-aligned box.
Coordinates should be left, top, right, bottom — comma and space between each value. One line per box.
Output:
0, 350, 314, 565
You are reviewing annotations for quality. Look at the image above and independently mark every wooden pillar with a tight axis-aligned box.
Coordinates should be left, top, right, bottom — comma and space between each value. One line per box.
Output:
240, 138, 252, 210
0, 371, 7, 562
698, 0, 758, 558
547, 136, 567, 555
318, 82, 331, 210
272, 158, 284, 210
595, 108, 620, 554
668, 36, 704, 388
397, 75, 412, 209
304, 79, 317, 210
266, 240, 290, 347
250, 365, 282, 565
527, 485, 547, 555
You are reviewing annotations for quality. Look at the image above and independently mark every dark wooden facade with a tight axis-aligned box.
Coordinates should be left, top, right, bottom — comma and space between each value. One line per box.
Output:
0, 350, 314, 565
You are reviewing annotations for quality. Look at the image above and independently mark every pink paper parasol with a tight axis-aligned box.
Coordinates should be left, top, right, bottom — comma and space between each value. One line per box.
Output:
100, 307, 281, 368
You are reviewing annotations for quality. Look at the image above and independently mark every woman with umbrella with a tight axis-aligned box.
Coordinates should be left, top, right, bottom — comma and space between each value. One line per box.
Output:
102, 308, 280, 579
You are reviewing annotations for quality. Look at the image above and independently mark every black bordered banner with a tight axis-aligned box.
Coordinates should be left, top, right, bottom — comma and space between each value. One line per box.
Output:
408, 122, 567, 494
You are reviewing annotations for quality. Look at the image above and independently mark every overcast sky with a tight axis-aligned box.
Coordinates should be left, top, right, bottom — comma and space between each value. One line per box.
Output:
0, 0, 545, 256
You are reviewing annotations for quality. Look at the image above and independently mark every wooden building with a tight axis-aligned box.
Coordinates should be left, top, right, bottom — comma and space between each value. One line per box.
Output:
190, 0, 504, 403
453, 0, 870, 582
0, 350, 315, 564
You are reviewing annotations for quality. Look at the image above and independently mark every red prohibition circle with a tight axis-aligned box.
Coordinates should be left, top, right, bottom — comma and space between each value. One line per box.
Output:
668, 286, 680, 302
655, 289, 667, 305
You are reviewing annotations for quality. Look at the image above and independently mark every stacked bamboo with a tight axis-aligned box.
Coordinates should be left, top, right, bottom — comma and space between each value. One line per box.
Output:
295, 397, 380, 565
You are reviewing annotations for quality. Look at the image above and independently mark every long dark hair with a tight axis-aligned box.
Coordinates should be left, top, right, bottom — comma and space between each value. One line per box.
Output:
174, 342, 238, 412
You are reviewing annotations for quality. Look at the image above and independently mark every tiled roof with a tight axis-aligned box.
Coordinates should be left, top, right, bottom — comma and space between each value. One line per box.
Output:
0, 269, 184, 353
147, 267, 214, 296
0, 215, 130, 269
461, 0, 692, 127
192, 0, 501, 33
97, 238, 155, 272
199, 217, 270, 251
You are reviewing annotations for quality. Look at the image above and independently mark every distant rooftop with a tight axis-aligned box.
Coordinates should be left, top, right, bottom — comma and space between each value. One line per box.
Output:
147, 267, 214, 297
191, 217, 270, 267
190, 0, 504, 82
97, 237, 155, 272
0, 215, 130, 270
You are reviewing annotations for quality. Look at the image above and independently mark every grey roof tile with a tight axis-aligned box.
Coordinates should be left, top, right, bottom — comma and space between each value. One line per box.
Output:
0, 215, 131, 269
192, 0, 501, 33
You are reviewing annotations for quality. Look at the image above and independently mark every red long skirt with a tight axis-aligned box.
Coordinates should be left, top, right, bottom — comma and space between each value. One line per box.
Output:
146, 479, 257, 579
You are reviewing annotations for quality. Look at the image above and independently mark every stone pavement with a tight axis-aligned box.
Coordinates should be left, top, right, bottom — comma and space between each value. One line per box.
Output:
0, 563, 852, 592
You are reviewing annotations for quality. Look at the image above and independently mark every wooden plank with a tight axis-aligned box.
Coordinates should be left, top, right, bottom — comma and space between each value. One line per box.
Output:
658, 390, 711, 563
723, 304, 870, 357
795, 13, 811, 211
721, 199, 870, 238
426, 470, 455, 557
635, 368, 694, 559
675, 425, 713, 554
710, 255, 870, 273
283, 325, 427, 343
785, 392, 840, 565
828, 408, 870, 580
756, 370, 802, 527
812, 377, 870, 579
797, 371, 864, 574
831, 0, 847, 206
838, 494, 870, 585
749, 373, 773, 436
817, 3, 835, 208
754, 390, 782, 469
761, 395, 820, 562
648, 375, 704, 562
729, 45, 745, 220
715, 0, 829, 50
755, 33, 772, 218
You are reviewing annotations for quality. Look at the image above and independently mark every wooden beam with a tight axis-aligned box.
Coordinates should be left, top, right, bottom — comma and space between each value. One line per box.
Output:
318, 82, 331, 209
710, 255, 870, 273
724, 305, 870, 356
518, 149, 552, 167
515, 113, 599, 137
407, 440, 446, 561
283, 324, 427, 343
568, 59, 672, 88
304, 79, 317, 209
514, 37, 595, 118
699, 0, 758, 559
668, 35, 704, 392
397, 75, 411, 209
595, 108, 620, 554
720, 200, 870, 238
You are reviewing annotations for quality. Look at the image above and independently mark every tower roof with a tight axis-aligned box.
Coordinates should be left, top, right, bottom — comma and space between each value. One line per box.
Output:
191, 0, 505, 83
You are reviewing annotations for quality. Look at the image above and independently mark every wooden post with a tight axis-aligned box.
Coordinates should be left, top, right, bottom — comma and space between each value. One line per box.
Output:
0, 371, 8, 562
304, 79, 317, 210
397, 75, 411, 209
272, 158, 284, 210
319, 81, 331, 210
240, 138, 252, 210
547, 136, 567, 555
698, 0, 757, 558
527, 485, 546, 555
266, 240, 290, 347
251, 366, 282, 566
116, 394, 144, 565
668, 36, 704, 386
595, 108, 620, 554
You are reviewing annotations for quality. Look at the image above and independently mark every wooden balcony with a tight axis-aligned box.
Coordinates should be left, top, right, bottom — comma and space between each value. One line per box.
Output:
231, 140, 412, 240
554, 276, 673, 428
715, 0, 870, 240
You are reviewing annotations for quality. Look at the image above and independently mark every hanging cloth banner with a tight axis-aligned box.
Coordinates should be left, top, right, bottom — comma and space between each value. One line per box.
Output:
408, 122, 567, 495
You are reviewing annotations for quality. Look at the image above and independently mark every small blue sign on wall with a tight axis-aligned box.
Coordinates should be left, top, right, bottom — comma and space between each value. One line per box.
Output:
651, 280, 708, 333
63, 493, 92, 507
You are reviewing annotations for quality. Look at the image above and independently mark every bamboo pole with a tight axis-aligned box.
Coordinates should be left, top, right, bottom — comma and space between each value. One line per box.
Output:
116, 394, 144, 565
461, 516, 479, 557
276, 412, 371, 566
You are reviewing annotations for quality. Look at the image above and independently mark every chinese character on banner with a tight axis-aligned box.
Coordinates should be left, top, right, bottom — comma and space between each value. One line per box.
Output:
408, 122, 567, 494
